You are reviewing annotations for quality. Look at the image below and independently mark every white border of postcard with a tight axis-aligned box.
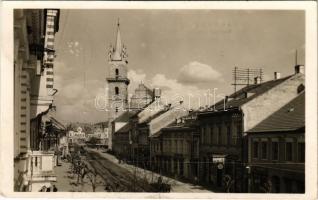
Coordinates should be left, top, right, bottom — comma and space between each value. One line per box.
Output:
1, 1, 317, 199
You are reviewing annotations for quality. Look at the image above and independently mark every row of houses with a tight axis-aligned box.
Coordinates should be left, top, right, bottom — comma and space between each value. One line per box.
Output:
13, 9, 64, 192
59, 125, 109, 158
111, 65, 305, 193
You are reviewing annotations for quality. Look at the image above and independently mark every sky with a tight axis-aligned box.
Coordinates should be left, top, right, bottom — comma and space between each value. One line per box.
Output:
53, 9, 305, 124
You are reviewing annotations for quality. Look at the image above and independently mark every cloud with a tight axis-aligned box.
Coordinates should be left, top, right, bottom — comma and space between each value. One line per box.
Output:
177, 61, 223, 83
126, 70, 222, 109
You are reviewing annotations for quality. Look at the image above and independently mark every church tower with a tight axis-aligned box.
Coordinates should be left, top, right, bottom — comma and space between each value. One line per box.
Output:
106, 20, 130, 120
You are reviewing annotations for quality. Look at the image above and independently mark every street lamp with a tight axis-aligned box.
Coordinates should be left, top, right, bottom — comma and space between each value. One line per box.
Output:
246, 165, 251, 193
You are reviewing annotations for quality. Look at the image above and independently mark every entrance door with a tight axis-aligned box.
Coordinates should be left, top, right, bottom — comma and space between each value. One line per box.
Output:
217, 168, 223, 187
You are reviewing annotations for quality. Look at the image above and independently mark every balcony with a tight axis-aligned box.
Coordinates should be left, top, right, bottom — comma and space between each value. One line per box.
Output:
26, 150, 57, 191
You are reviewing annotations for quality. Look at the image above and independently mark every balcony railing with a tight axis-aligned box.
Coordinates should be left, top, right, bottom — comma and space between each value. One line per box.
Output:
27, 151, 56, 182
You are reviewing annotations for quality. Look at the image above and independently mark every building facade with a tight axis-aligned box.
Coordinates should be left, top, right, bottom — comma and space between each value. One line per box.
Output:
150, 112, 200, 181
129, 83, 159, 111
68, 127, 86, 144
14, 9, 60, 192
247, 92, 305, 193
197, 66, 305, 192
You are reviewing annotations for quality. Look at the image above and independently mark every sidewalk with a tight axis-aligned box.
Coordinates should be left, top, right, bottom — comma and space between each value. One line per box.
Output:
54, 159, 105, 192
89, 148, 213, 193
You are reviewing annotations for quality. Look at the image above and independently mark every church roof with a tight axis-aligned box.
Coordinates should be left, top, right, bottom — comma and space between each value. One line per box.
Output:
112, 20, 123, 61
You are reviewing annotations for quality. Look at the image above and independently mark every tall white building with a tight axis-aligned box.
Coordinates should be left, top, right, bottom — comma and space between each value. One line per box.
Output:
106, 20, 130, 149
14, 9, 60, 192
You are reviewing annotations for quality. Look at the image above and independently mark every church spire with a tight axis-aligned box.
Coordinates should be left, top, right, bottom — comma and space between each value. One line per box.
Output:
112, 18, 123, 61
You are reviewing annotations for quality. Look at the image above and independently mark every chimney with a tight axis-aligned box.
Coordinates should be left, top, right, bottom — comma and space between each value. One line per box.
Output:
274, 72, 281, 80
254, 76, 261, 84
295, 65, 305, 74
225, 96, 229, 103
153, 88, 161, 99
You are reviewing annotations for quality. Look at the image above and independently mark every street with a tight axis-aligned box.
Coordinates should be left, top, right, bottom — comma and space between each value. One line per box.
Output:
85, 148, 213, 193
84, 149, 155, 192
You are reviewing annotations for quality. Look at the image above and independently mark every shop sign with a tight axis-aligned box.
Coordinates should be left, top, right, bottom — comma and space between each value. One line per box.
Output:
217, 163, 224, 169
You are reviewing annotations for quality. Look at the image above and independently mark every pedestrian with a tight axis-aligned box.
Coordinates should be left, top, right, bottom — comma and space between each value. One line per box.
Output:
158, 176, 162, 185
39, 186, 47, 192
53, 185, 58, 192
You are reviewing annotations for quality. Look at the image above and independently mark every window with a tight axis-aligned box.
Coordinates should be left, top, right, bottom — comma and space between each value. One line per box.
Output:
285, 142, 293, 161
205, 125, 210, 144
115, 87, 119, 95
234, 123, 241, 145
180, 140, 184, 154
298, 142, 305, 162
115, 107, 118, 113
201, 127, 205, 144
253, 141, 259, 159
210, 127, 214, 144
261, 142, 268, 159
174, 140, 177, 153
272, 142, 279, 161
227, 125, 231, 145
115, 68, 119, 77
218, 126, 222, 145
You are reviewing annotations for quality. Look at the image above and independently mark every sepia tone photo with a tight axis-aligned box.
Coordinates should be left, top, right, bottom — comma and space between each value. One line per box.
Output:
10, 7, 311, 195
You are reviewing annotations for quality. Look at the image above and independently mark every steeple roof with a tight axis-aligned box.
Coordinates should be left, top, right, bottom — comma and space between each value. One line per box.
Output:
112, 19, 123, 61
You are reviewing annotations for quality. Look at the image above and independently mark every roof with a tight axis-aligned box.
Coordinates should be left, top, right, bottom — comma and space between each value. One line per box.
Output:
140, 108, 170, 125
209, 76, 291, 111
149, 131, 161, 138
137, 99, 166, 123
162, 111, 199, 131
247, 92, 305, 133
115, 122, 131, 134
50, 117, 65, 130
113, 111, 137, 123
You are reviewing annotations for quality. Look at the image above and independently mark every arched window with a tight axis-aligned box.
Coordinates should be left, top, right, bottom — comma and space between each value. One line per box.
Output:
115, 87, 119, 95
115, 68, 119, 77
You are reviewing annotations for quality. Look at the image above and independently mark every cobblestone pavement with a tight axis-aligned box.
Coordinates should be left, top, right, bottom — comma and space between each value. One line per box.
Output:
88, 148, 214, 193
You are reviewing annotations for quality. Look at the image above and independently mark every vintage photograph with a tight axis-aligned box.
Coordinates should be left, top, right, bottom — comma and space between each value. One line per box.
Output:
13, 8, 306, 193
